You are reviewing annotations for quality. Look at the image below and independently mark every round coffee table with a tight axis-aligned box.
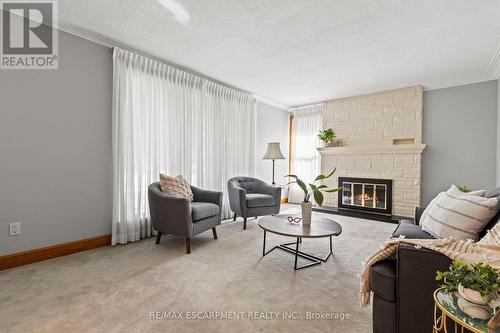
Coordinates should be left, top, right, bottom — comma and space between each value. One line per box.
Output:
258, 214, 342, 270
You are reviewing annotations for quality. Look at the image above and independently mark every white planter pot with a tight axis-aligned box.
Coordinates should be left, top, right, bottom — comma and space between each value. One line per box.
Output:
301, 202, 312, 225
457, 296, 492, 320
458, 284, 491, 305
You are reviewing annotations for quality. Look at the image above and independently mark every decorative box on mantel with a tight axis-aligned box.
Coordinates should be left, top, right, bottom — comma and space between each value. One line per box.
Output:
318, 85, 425, 218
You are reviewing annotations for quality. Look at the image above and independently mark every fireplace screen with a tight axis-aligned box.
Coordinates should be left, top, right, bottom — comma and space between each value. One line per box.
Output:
338, 177, 392, 216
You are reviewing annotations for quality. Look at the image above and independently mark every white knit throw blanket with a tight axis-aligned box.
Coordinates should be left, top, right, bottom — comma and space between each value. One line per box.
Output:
359, 238, 500, 306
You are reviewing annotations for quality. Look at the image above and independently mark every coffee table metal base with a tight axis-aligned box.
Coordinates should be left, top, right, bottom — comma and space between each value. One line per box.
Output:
262, 230, 333, 270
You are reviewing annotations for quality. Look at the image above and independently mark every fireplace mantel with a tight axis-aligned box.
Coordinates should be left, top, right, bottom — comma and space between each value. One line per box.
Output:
317, 144, 426, 156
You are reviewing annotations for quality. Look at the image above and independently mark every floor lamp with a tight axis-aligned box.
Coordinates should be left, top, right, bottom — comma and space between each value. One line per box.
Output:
263, 142, 285, 185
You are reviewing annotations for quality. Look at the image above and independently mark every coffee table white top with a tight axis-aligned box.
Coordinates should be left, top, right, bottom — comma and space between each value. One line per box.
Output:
258, 214, 342, 238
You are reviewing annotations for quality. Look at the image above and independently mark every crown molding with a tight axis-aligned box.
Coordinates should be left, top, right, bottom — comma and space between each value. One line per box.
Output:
487, 42, 500, 79
57, 21, 114, 49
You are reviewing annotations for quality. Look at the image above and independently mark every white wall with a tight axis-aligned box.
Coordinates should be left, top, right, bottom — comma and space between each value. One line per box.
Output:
255, 102, 290, 198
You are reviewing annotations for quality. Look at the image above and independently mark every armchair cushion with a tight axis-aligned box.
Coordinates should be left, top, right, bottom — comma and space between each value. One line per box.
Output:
392, 220, 434, 239
191, 202, 219, 222
246, 193, 276, 208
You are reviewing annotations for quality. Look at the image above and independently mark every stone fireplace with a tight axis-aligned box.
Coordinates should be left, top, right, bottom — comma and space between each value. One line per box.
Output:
319, 85, 425, 218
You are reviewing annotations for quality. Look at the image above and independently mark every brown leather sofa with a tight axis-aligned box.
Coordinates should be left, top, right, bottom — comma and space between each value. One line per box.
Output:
370, 189, 500, 333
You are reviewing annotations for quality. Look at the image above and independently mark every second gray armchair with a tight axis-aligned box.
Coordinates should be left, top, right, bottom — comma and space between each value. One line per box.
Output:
227, 176, 282, 230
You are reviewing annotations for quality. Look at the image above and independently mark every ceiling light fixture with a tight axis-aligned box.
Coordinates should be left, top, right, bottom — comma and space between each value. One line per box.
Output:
158, 0, 190, 26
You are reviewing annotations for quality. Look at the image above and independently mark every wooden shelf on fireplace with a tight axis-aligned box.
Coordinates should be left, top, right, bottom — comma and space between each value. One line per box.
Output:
312, 206, 411, 224
317, 143, 426, 155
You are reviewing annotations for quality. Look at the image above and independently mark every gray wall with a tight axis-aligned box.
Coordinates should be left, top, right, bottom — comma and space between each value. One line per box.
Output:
422, 80, 498, 206
255, 102, 290, 197
0, 30, 113, 256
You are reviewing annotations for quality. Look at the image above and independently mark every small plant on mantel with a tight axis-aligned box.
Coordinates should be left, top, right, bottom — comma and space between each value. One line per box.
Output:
458, 185, 471, 193
285, 169, 341, 225
318, 129, 336, 147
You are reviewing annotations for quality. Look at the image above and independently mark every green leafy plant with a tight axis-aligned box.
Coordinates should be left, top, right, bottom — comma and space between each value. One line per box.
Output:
318, 129, 336, 144
458, 185, 471, 193
436, 260, 500, 298
285, 169, 341, 206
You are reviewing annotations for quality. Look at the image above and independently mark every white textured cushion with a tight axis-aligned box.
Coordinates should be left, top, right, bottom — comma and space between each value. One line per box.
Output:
159, 174, 193, 201
421, 186, 499, 241
419, 185, 486, 225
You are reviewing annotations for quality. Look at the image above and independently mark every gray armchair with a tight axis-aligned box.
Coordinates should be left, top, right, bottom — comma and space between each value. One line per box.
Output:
148, 182, 223, 254
227, 176, 282, 230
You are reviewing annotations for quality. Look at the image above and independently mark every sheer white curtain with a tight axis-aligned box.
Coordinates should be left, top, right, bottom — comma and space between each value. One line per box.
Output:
288, 104, 323, 203
112, 47, 256, 245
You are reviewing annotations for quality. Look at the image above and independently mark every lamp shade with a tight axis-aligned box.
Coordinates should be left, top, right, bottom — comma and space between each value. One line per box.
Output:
263, 142, 285, 160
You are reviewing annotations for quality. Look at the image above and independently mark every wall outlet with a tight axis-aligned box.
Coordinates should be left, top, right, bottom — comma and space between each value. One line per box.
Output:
9, 222, 21, 236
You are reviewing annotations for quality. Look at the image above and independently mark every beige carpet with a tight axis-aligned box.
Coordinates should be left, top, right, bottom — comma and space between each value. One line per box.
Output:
0, 206, 395, 333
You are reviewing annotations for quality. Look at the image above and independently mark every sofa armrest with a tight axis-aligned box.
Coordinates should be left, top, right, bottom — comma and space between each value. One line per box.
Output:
415, 206, 426, 225
148, 185, 193, 237
191, 186, 222, 207
396, 243, 452, 333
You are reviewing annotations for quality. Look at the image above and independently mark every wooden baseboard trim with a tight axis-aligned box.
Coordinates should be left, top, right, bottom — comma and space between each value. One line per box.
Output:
0, 234, 111, 271
281, 198, 289, 204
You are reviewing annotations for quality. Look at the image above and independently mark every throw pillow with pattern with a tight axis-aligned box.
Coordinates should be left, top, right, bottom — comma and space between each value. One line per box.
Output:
419, 185, 485, 225
421, 186, 499, 241
159, 173, 193, 201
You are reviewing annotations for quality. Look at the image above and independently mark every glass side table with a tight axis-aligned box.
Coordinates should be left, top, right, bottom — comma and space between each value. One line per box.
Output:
433, 288, 493, 333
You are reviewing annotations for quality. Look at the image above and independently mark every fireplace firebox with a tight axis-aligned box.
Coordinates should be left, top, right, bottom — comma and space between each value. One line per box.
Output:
338, 177, 393, 216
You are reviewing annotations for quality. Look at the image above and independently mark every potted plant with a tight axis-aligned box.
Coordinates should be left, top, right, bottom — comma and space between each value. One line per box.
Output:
436, 260, 500, 309
458, 185, 471, 193
318, 129, 336, 147
285, 169, 341, 225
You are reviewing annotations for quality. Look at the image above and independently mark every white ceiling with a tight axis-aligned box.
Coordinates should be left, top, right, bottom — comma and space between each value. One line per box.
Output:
59, 0, 500, 107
